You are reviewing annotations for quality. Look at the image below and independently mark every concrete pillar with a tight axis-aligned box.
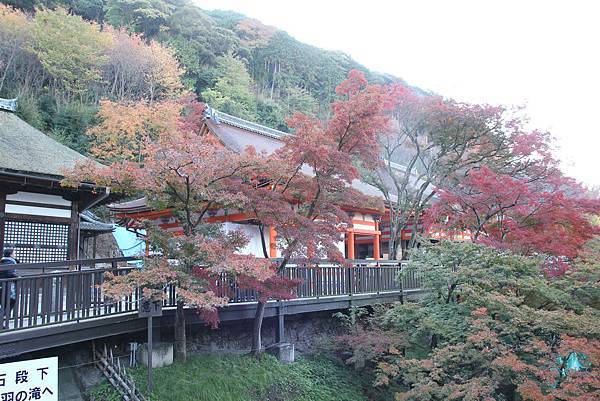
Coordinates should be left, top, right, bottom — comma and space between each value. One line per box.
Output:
137, 343, 173, 368
276, 301, 285, 343
276, 314, 285, 343
266, 343, 294, 364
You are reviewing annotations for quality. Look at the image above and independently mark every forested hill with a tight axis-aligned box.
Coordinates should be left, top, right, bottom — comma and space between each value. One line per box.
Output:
0, 0, 402, 153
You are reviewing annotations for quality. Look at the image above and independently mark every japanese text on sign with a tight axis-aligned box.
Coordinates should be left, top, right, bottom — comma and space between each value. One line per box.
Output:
0, 357, 57, 401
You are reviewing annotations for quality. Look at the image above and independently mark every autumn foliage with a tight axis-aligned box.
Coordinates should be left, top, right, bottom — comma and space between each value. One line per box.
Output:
67, 95, 279, 361
425, 130, 600, 261
67, 70, 392, 359
338, 241, 600, 401
249, 70, 388, 264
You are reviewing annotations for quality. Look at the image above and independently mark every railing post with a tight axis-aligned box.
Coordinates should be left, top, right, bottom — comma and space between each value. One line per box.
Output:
77, 271, 84, 322
1, 281, 8, 329
398, 262, 405, 304
316, 266, 321, 299
347, 266, 353, 296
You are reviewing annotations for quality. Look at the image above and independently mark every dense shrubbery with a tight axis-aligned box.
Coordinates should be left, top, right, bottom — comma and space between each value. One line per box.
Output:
336, 241, 600, 400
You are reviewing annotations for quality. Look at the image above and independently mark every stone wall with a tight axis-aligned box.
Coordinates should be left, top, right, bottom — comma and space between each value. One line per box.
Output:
80, 232, 123, 259
182, 310, 346, 355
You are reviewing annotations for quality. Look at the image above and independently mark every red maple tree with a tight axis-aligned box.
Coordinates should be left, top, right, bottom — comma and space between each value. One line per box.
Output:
426, 131, 600, 264
242, 70, 390, 355
66, 96, 275, 362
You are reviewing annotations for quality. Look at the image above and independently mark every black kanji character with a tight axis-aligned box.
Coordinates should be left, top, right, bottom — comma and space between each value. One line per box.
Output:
35, 368, 48, 382
1, 391, 14, 401
0, 374, 5, 387
28, 387, 41, 400
14, 371, 27, 385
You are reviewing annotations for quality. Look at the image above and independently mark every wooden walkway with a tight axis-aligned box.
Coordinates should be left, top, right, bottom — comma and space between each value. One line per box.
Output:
0, 257, 422, 357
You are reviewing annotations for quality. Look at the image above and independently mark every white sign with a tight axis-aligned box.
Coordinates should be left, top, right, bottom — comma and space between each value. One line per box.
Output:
0, 357, 57, 401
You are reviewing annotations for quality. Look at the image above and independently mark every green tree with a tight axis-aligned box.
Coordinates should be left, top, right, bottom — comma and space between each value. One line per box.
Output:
0, 4, 31, 95
160, 4, 238, 95
104, 0, 172, 38
28, 7, 112, 97
68, 0, 106, 22
50, 101, 97, 152
339, 241, 600, 400
285, 86, 318, 116
201, 54, 257, 120
256, 97, 286, 131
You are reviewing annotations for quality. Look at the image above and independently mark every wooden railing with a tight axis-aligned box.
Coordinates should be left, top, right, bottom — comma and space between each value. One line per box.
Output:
0, 258, 420, 332
0, 256, 139, 274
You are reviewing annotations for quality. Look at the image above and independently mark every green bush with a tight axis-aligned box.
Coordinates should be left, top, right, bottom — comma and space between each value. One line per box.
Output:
50, 101, 97, 153
15, 94, 45, 131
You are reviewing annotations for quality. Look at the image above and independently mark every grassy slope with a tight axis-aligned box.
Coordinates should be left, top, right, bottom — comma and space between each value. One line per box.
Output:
88, 354, 369, 401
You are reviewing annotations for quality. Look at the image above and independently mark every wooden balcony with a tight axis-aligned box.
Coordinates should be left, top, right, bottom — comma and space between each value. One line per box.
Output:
0, 257, 423, 357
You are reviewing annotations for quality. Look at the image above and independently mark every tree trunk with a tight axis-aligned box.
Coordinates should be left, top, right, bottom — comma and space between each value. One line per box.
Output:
430, 333, 438, 349
395, 242, 404, 261
0, 46, 17, 94
258, 224, 270, 259
174, 301, 186, 362
446, 284, 456, 304
251, 257, 289, 358
269, 62, 277, 99
251, 298, 267, 357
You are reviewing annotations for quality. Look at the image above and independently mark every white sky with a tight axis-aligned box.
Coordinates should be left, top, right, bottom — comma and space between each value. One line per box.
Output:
194, 0, 600, 187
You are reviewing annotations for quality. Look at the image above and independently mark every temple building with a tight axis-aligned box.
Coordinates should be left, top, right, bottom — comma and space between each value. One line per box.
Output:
0, 99, 117, 263
109, 106, 389, 260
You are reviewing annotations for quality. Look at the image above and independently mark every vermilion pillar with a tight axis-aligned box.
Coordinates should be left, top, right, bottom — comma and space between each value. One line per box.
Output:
347, 229, 355, 259
373, 234, 380, 260
373, 220, 380, 260
269, 226, 277, 258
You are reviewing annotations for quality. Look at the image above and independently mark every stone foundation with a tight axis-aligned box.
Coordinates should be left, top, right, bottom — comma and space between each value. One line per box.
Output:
266, 342, 295, 363
184, 310, 345, 355
137, 342, 174, 368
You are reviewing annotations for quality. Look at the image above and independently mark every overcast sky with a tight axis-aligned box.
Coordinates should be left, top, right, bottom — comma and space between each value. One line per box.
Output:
194, 0, 599, 187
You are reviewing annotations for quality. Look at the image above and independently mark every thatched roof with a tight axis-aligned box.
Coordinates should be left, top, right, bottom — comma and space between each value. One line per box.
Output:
0, 109, 90, 178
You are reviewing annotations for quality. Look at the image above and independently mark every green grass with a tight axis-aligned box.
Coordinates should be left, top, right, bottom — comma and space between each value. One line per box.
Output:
88, 354, 369, 401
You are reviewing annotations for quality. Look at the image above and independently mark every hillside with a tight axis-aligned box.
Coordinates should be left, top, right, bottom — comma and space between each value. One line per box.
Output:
88, 354, 377, 401
0, 0, 402, 151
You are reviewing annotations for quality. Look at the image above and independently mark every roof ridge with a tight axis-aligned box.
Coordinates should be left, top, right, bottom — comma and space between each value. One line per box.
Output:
204, 105, 288, 140
0, 98, 17, 112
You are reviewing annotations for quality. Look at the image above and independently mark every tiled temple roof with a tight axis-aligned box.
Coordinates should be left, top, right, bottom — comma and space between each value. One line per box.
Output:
79, 211, 116, 233
0, 98, 17, 112
110, 104, 424, 212
204, 106, 288, 140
